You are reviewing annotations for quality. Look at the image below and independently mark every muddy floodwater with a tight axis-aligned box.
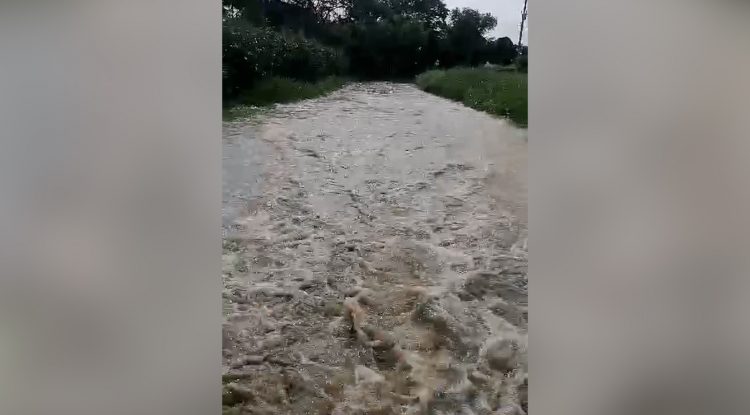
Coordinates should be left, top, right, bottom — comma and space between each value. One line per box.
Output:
222, 82, 528, 414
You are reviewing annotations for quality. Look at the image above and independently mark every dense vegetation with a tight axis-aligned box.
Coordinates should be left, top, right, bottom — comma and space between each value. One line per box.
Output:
416, 68, 528, 126
223, 20, 346, 100
223, 0, 527, 108
223, 76, 345, 120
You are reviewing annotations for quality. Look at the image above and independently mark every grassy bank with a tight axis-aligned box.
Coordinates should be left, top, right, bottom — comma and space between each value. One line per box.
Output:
223, 76, 346, 121
415, 68, 527, 127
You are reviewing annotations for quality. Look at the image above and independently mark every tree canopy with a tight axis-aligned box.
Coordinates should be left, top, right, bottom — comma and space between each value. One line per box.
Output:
223, 0, 525, 99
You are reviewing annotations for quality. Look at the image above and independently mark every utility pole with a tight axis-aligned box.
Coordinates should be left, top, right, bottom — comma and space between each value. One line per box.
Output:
518, 0, 528, 53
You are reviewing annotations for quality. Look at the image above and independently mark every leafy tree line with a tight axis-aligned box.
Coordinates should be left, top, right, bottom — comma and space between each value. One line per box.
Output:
223, 0, 524, 101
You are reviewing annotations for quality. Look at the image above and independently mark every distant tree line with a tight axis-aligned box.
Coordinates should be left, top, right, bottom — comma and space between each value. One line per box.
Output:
223, 0, 524, 100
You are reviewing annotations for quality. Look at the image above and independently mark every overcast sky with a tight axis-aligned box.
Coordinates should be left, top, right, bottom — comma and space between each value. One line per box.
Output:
444, 0, 528, 45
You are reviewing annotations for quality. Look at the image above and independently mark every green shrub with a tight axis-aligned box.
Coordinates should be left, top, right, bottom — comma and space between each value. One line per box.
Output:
223, 77, 346, 120
223, 19, 345, 100
416, 68, 527, 126
515, 55, 528, 73
239, 77, 346, 106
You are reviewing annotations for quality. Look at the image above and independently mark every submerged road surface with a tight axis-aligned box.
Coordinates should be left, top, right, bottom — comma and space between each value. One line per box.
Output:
222, 82, 528, 414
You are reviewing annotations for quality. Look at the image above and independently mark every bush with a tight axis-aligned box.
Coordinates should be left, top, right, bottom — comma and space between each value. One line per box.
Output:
223, 19, 345, 100
416, 68, 527, 126
238, 77, 346, 106
515, 55, 528, 73
223, 77, 346, 120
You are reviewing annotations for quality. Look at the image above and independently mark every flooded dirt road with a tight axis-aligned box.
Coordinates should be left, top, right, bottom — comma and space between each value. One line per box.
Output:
222, 83, 528, 414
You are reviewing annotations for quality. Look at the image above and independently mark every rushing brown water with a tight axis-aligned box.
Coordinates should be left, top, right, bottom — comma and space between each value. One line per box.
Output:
222, 82, 528, 414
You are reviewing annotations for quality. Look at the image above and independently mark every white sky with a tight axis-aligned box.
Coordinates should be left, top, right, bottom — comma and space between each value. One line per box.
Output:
444, 0, 528, 45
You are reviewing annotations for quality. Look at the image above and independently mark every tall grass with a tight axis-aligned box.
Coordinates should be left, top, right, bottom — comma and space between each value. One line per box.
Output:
223, 77, 346, 121
415, 68, 527, 127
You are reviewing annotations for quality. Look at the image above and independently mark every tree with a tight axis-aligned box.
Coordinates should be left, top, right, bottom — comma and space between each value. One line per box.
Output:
444, 8, 497, 66
346, 16, 431, 78
222, 0, 515, 101
343, 0, 392, 23
491, 36, 517, 65
448, 7, 496, 36
384, 0, 448, 31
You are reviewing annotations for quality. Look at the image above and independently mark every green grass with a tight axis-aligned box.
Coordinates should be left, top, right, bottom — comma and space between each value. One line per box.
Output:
222, 105, 268, 121
415, 68, 527, 127
223, 76, 346, 121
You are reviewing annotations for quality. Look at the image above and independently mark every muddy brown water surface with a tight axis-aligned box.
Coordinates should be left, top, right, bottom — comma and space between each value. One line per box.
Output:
222, 82, 528, 415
